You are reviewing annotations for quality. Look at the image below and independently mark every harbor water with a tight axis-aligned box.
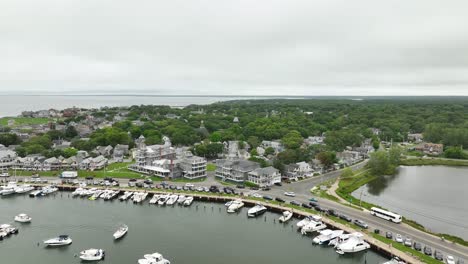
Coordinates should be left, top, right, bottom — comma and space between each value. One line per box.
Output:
0, 193, 388, 263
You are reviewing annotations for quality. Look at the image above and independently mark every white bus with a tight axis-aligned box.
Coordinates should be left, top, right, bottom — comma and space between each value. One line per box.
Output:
370, 207, 402, 223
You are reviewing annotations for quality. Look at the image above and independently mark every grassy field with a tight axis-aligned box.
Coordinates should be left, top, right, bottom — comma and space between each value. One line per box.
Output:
0, 117, 51, 127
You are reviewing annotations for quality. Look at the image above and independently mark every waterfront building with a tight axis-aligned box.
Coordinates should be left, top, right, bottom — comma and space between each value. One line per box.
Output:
247, 166, 281, 187
215, 159, 260, 183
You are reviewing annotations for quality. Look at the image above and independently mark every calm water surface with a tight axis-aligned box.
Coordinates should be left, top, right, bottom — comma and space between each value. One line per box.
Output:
0, 193, 387, 264
0, 95, 279, 117
353, 166, 468, 239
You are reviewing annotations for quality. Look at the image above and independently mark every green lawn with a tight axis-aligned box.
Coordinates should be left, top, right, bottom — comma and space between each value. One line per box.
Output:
206, 163, 216, 171
0, 117, 51, 127
400, 158, 468, 167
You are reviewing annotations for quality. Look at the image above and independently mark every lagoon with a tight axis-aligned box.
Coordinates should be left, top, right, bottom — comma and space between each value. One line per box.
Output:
353, 166, 468, 240
0, 193, 387, 264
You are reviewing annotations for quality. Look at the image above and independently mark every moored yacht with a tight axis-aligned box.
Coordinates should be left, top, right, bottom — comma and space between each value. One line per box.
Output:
29, 189, 42, 197
138, 252, 171, 264
183, 196, 194, 206
79, 248, 105, 261
166, 194, 178, 206
336, 233, 370, 254
158, 195, 169, 205
0, 224, 19, 235
227, 199, 244, 213
297, 216, 313, 228
0, 182, 17, 196
313, 229, 344, 245
177, 195, 186, 204
279, 211, 293, 223
14, 213, 32, 223
43, 235, 73, 246
300, 216, 327, 235
41, 185, 58, 196
113, 224, 128, 240
14, 184, 35, 194
247, 204, 267, 217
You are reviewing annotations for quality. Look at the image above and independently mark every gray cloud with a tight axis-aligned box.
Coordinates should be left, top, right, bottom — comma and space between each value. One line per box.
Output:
1, 0, 468, 95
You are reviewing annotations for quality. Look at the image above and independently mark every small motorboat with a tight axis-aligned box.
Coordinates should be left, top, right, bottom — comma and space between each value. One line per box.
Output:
113, 224, 128, 240
247, 204, 267, 217
29, 190, 42, 197
177, 195, 186, 204
138, 252, 171, 264
158, 195, 169, 205
79, 248, 105, 261
313, 229, 344, 245
14, 213, 32, 223
0, 224, 18, 235
227, 200, 244, 213
183, 196, 194, 206
166, 194, 178, 206
44, 235, 72, 246
279, 211, 293, 223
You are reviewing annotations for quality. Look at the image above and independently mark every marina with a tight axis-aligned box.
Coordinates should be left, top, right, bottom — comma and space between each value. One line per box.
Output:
2, 186, 417, 263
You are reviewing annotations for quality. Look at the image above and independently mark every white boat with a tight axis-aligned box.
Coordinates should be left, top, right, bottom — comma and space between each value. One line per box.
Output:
138, 252, 171, 264
279, 211, 293, 223
79, 248, 105, 261
297, 216, 313, 228
15, 184, 35, 194
14, 213, 32, 223
0, 224, 18, 235
41, 185, 58, 196
166, 195, 178, 206
177, 195, 186, 204
113, 225, 128, 240
297, 215, 322, 228
0, 182, 17, 196
158, 195, 169, 205
313, 229, 344, 245
225, 200, 233, 207
227, 199, 244, 213
149, 194, 160, 204
29, 189, 42, 197
336, 233, 370, 254
72, 187, 85, 196
300, 216, 327, 235
247, 204, 267, 217
382, 257, 407, 264
119, 191, 133, 201
183, 196, 194, 206
43, 235, 73, 246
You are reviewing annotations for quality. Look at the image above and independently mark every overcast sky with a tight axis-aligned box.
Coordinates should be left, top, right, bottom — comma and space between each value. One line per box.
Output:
1, 0, 467, 96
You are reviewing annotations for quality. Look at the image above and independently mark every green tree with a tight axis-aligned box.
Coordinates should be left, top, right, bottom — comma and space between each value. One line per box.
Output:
264, 147, 275, 156
62, 147, 78, 158
341, 167, 354, 178
209, 132, 222, 142
281, 130, 303, 149
444, 147, 467, 159
316, 151, 336, 167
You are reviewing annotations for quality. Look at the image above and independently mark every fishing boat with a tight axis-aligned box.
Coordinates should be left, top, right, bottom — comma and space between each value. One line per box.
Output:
247, 204, 267, 217
79, 248, 105, 261
113, 224, 128, 240
138, 252, 171, 264
43, 235, 72, 246
14, 213, 32, 223
278, 211, 293, 223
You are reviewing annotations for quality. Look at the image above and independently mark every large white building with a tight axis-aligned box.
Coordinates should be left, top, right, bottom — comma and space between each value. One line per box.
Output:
247, 167, 281, 187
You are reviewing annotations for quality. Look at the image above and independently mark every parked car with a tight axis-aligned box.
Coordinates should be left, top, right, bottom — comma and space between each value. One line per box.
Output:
274, 182, 282, 186
413, 242, 422, 251
339, 214, 352, 222
301, 203, 312, 209
404, 238, 412, 247
394, 234, 403, 243
284, 192, 296, 197
275, 197, 285, 203
423, 246, 432, 256
262, 186, 271, 191
169, 185, 176, 190
236, 185, 245, 189
185, 183, 194, 188
290, 200, 301, 206
309, 201, 319, 208
434, 250, 444, 261
263, 195, 273, 201
209, 186, 220, 193
309, 197, 318, 202
251, 193, 262, 198
353, 219, 369, 229
250, 187, 259, 190
315, 206, 326, 212
327, 209, 340, 217
384, 231, 392, 239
